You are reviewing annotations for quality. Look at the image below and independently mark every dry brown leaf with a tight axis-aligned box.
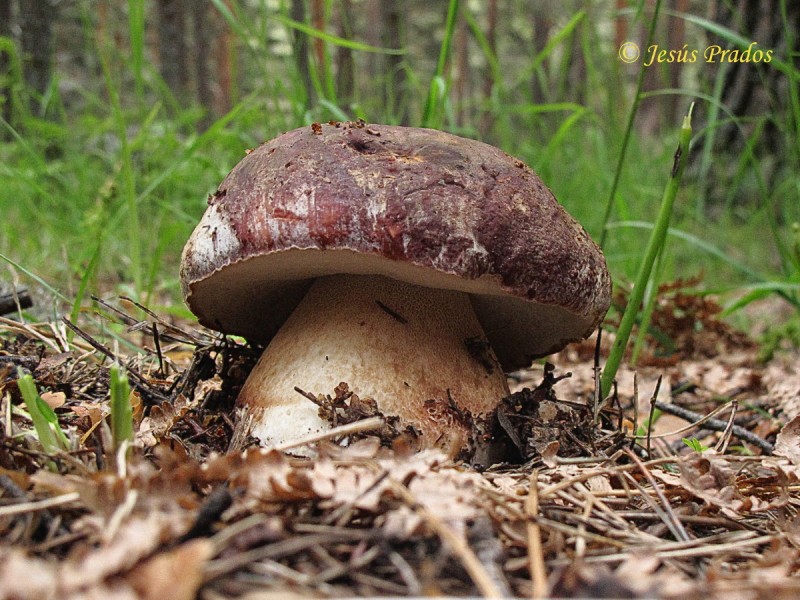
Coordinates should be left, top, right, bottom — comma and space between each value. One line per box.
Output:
0, 548, 58, 600
774, 415, 800, 464
679, 453, 748, 517
126, 539, 214, 600
59, 515, 172, 593
679, 453, 788, 517
41, 390, 66, 409
762, 359, 800, 418
70, 401, 107, 425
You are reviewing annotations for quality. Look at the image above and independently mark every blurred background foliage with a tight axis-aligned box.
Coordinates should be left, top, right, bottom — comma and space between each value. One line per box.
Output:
0, 0, 797, 329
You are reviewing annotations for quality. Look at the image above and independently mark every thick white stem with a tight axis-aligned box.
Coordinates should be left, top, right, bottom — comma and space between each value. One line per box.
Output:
236, 274, 509, 454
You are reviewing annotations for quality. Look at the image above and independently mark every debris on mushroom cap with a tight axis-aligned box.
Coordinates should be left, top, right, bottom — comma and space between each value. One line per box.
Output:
180, 122, 611, 370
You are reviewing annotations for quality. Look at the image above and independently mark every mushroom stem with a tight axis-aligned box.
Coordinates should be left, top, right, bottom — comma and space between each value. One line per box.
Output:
235, 274, 509, 454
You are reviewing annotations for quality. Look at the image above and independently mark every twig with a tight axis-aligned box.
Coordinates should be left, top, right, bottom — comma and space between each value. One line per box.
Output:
526, 470, 548, 599
632, 400, 733, 440
0, 316, 62, 352
204, 530, 378, 582
388, 549, 422, 596
632, 372, 639, 448
61, 317, 168, 401
646, 375, 663, 458
391, 480, 504, 599
151, 323, 164, 374
716, 399, 738, 453
538, 456, 679, 499
626, 448, 690, 543
653, 400, 774, 454
118, 295, 205, 344
294, 385, 325, 406
547, 533, 778, 566
592, 329, 602, 422
0, 287, 32, 316
270, 416, 385, 452
0, 492, 81, 517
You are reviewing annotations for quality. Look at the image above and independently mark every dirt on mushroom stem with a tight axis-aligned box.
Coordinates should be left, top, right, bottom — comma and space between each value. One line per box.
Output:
233, 273, 510, 457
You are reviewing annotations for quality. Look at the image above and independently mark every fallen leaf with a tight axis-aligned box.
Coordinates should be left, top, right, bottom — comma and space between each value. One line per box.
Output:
41, 390, 66, 409
0, 548, 58, 600
126, 539, 214, 600
774, 415, 800, 464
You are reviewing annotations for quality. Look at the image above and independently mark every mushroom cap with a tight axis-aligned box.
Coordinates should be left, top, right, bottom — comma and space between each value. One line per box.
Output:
180, 122, 611, 370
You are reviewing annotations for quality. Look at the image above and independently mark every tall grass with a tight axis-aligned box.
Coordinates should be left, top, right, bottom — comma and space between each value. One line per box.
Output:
0, 1, 797, 341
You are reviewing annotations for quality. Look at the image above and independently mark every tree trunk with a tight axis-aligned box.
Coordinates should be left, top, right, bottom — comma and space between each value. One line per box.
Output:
19, 0, 55, 116
478, 0, 498, 136
454, 9, 469, 128
380, 0, 407, 124
156, 0, 190, 105
311, 0, 325, 75
529, 6, 548, 106
193, 0, 213, 129
335, 0, 355, 108
708, 0, 799, 204
665, 0, 689, 124
212, 1, 233, 115
291, 0, 315, 109
0, 0, 13, 128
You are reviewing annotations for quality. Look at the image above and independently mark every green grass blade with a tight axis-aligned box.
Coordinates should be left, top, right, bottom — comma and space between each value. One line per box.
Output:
16, 368, 70, 453
421, 0, 459, 128
97, 45, 141, 295
510, 10, 587, 92
274, 14, 405, 55
68, 237, 104, 333
0, 253, 72, 304
629, 245, 665, 365
110, 365, 134, 454
598, 0, 663, 247
607, 221, 800, 309
601, 105, 694, 399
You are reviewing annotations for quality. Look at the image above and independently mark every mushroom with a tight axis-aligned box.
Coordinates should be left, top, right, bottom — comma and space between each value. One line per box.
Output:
180, 122, 611, 454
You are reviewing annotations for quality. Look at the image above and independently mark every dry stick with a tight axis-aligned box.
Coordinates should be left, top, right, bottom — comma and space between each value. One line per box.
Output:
547, 533, 778, 566
716, 399, 738, 453
0, 287, 32, 316
526, 470, 548, 600
390, 481, 504, 599
60, 317, 168, 401
625, 448, 690, 543
632, 400, 734, 440
247, 559, 334, 595
118, 294, 206, 344
270, 416, 385, 452
0, 316, 63, 352
388, 550, 422, 596
646, 375, 663, 458
151, 322, 164, 374
532, 516, 629, 549
632, 372, 639, 445
204, 530, 378, 583
592, 329, 603, 423
538, 456, 679, 499
0, 492, 80, 517
573, 481, 631, 532
654, 400, 773, 454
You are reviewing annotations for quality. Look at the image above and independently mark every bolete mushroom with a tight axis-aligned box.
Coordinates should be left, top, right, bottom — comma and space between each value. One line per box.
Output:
180, 122, 611, 454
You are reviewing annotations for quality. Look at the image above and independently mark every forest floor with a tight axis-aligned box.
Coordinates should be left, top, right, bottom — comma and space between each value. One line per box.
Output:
1, 286, 800, 599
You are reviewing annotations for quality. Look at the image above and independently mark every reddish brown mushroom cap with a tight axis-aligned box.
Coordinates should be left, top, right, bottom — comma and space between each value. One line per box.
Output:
180, 122, 611, 370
